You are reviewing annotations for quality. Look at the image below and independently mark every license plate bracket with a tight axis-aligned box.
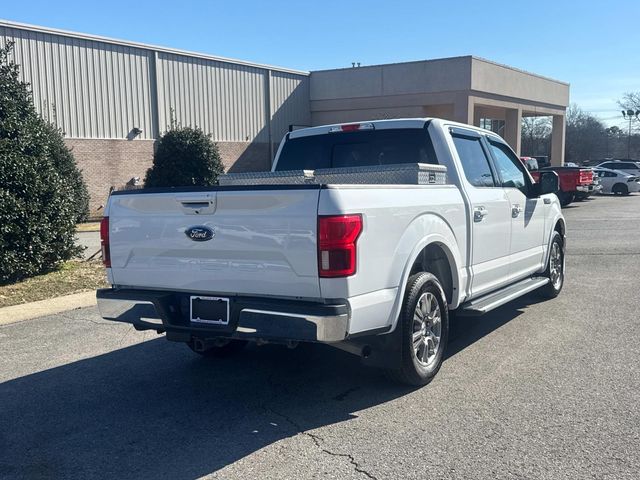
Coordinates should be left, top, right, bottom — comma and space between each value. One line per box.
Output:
190, 296, 230, 325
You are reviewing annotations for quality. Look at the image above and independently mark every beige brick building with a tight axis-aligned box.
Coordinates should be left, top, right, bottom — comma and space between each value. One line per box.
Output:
0, 20, 569, 211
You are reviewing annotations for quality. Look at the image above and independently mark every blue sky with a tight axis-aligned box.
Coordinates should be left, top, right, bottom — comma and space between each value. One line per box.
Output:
2, 0, 639, 127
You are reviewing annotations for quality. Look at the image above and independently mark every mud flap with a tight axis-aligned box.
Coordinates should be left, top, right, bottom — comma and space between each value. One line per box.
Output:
352, 324, 403, 369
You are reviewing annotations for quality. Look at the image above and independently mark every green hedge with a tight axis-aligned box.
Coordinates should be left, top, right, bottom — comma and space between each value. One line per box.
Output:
0, 43, 87, 284
144, 126, 224, 188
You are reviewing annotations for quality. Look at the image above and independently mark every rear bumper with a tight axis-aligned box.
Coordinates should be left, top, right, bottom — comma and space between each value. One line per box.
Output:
576, 184, 594, 193
96, 288, 349, 343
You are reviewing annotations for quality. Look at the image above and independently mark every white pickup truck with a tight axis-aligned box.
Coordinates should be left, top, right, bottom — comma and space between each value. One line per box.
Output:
97, 118, 565, 386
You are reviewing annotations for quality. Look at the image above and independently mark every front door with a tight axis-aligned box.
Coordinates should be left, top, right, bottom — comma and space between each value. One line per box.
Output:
450, 130, 512, 298
486, 139, 547, 280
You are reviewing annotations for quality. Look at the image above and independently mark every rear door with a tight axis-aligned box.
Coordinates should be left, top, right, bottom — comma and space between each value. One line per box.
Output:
450, 129, 512, 298
107, 187, 322, 299
486, 139, 547, 279
600, 170, 617, 192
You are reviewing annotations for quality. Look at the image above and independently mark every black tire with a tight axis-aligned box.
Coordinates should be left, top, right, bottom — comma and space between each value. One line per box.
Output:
612, 183, 629, 196
559, 191, 574, 207
386, 272, 449, 386
187, 338, 248, 358
538, 231, 565, 299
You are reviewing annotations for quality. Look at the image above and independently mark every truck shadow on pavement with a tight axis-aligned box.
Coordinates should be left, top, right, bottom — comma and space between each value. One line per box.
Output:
0, 294, 540, 480
447, 292, 544, 358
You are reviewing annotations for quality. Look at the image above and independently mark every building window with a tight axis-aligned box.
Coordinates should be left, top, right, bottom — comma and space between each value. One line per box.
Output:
479, 118, 505, 136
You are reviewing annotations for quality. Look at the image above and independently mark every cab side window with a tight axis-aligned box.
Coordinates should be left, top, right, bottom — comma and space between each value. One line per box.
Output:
452, 135, 495, 187
488, 140, 528, 194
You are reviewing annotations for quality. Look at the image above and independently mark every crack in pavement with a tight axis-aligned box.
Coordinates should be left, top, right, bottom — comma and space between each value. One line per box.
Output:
263, 403, 378, 480
76, 316, 122, 327
333, 387, 360, 401
263, 374, 378, 480
55, 312, 122, 327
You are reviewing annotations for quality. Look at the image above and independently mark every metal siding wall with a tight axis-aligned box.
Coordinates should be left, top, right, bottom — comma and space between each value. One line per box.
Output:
270, 72, 311, 144
0, 23, 310, 145
157, 52, 269, 142
0, 26, 154, 139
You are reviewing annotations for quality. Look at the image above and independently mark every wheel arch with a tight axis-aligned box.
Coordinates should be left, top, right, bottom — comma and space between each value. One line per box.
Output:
386, 215, 464, 333
554, 217, 566, 239
408, 243, 455, 308
540, 215, 566, 273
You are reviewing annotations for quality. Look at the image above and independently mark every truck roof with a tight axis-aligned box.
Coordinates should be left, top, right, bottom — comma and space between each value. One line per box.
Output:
288, 117, 501, 140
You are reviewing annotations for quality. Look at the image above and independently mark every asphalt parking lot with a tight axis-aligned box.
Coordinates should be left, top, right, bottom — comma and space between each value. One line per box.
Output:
1, 194, 639, 480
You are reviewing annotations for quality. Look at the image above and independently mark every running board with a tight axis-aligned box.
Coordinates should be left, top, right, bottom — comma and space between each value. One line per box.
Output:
458, 277, 549, 316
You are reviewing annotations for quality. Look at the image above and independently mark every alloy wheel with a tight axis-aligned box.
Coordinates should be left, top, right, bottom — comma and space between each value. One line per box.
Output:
549, 242, 563, 289
412, 292, 442, 366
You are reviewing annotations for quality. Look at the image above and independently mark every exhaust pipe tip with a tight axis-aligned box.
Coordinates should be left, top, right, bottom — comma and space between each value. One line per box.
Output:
361, 345, 372, 358
192, 337, 206, 352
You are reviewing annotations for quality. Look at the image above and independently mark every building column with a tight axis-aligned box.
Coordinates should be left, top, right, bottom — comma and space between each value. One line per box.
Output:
504, 108, 522, 156
453, 94, 473, 125
551, 114, 566, 166
473, 106, 482, 127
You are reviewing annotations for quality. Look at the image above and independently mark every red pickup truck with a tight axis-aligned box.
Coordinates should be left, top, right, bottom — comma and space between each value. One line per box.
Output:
531, 167, 594, 206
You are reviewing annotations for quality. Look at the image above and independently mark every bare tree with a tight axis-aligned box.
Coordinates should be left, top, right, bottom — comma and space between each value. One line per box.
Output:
619, 92, 640, 112
521, 116, 551, 156
564, 104, 607, 163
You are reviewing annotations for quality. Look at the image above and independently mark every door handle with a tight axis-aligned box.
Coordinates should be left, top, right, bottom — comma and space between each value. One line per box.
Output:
473, 206, 488, 222
511, 204, 523, 218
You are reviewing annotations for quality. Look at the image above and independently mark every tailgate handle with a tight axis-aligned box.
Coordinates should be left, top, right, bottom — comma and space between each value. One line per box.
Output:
181, 201, 210, 209
176, 194, 216, 215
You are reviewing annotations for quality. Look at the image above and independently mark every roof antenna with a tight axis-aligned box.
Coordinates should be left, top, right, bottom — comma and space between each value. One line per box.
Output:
351, 62, 356, 68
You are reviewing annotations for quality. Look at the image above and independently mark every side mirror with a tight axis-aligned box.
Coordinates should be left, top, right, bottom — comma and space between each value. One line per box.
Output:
539, 171, 560, 194
531, 171, 559, 197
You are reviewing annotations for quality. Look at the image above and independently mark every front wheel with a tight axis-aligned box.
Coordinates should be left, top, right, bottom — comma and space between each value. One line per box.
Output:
386, 272, 449, 386
538, 231, 565, 299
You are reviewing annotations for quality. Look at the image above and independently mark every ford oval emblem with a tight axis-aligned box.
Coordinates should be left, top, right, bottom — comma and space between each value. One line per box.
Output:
185, 225, 215, 242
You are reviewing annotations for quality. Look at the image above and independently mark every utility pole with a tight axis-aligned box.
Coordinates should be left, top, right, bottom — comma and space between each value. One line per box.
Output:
621, 109, 640, 158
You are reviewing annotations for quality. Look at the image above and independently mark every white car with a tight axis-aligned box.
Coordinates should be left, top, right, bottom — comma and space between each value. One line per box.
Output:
593, 167, 640, 195
96, 118, 565, 386
596, 160, 640, 177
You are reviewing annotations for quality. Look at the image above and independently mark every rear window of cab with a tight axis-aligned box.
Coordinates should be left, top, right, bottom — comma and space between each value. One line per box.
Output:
275, 128, 437, 171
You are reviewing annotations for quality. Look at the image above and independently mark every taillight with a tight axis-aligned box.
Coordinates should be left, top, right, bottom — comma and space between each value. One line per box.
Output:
318, 214, 363, 278
100, 216, 111, 268
578, 170, 592, 185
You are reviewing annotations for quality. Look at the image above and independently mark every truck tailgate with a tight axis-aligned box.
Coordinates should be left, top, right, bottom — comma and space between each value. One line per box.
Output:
107, 187, 322, 299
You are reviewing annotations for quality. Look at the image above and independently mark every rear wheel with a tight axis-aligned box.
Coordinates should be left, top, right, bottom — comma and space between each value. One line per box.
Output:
538, 231, 564, 299
612, 183, 629, 195
559, 191, 574, 207
386, 272, 449, 386
187, 338, 248, 358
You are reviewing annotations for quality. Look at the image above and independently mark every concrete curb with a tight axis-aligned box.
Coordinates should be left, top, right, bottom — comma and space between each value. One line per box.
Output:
0, 291, 97, 326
